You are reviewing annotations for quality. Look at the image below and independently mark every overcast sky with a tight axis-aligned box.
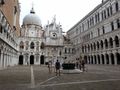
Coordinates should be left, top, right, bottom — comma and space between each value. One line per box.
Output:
19, 0, 102, 32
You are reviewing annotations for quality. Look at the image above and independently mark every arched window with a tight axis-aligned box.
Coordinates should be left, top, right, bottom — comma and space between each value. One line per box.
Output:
30, 42, 34, 49
109, 37, 113, 48
97, 41, 99, 50
115, 36, 119, 47
19, 41, 24, 49
104, 39, 108, 49
94, 43, 96, 50
100, 40, 104, 49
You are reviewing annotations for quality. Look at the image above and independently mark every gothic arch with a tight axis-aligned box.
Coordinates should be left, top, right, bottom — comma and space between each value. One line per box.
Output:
104, 39, 108, 49
19, 41, 24, 49
97, 41, 100, 50
114, 36, 119, 47
101, 54, 104, 64
110, 53, 114, 65
109, 37, 113, 48
100, 40, 104, 49
19, 55, 24, 65
30, 55, 34, 64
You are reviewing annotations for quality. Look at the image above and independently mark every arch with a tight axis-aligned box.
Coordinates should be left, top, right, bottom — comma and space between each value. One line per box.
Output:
94, 55, 97, 64
40, 55, 44, 64
104, 39, 108, 49
93, 42, 96, 51
97, 55, 100, 64
101, 54, 104, 64
30, 42, 35, 49
116, 53, 120, 65
88, 44, 90, 52
100, 40, 104, 49
105, 54, 109, 64
110, 53, 114, 65
91, 55, 93, 64
91, 44, 93, 51
30, 55, 34, 64
19, 41, 24, 49
97, 41, 99, 50
84, 56, 87, 64
109, 37, 113, 48
19, 55, 24, 65
88, 56, 90, 64
114, 36, 119, 47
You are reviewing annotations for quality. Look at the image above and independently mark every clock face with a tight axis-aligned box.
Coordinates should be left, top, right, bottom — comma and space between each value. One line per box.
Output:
51, 32, 57, 39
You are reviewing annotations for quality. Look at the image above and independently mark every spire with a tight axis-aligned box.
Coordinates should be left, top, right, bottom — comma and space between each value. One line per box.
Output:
30, 2, 35, 14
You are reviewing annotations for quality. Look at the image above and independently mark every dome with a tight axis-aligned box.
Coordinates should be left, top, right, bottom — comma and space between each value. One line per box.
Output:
23, 8, 42, 26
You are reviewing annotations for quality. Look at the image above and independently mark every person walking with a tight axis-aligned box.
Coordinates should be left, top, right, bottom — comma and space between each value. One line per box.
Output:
48, 61, 52, 73
55, 60, 61, 76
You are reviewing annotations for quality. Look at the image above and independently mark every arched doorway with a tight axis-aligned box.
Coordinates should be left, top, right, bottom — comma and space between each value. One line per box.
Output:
116, 53, 120, 65
106, 54, 109, 64
94, 55, 97, 64
91, 56, 93, 64
19, 55, 24, 65
30, 55, 34, 65
111, 53, 114, 65
97, 55, 100, 64
84, 56, 87, 64
40, 55, 44, 64
101, 54, 104, 64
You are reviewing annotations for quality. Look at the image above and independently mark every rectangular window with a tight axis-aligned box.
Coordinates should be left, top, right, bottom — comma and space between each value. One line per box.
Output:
111, 22, 114, 31
115, 2, 119, 12
110, 6, 113, 15
107, 8, 110, 17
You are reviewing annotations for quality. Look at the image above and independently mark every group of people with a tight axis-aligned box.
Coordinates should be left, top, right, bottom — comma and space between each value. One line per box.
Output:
47, 60, 61, 76
76, 60, 85, 72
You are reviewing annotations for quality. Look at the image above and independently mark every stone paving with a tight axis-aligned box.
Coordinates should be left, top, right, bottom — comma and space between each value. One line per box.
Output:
0, 65, 120, 90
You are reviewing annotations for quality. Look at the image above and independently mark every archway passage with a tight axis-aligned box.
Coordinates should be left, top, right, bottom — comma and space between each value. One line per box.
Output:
116, 53, 120, 65
40, 55, 44, 64
19, 55, 23, 65
106, 54, 109, 64
30, 55, 34, 65
111, 53, 114, 65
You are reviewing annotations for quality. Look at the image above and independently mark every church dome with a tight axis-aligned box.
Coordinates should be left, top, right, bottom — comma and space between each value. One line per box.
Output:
23, 8, 42, 26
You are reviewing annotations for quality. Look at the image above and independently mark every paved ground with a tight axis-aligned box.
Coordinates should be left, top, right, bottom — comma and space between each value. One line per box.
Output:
0, 65, 120, 90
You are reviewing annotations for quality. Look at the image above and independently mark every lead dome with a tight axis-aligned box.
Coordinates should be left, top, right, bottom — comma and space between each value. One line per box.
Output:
23, 8, 42, 26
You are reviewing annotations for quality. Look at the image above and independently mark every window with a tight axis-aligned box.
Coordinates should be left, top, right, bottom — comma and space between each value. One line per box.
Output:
115, 2, 119, 12
110, 6, 113, 15
111, 22, 114, 31
104, 10, 106, 19
19, 41, 24, 49
117, 19, 120, 28
107, 8, 110, 17
102, 26, 105, 34
30, 42, 34, 49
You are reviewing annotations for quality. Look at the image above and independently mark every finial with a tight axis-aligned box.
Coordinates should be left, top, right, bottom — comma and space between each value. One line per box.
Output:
30, 2, 35, 14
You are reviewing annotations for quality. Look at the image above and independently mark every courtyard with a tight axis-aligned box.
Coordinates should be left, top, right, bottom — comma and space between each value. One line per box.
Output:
0, 65, 120, 90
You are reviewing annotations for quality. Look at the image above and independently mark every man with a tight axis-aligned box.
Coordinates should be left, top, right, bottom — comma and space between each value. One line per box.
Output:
55, 60, 60, 76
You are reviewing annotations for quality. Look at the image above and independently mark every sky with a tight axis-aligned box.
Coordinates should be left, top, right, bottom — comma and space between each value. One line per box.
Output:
19, 0, 102, 32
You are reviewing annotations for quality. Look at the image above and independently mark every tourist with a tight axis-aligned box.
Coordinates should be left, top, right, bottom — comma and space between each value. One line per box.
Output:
55, 60, 61, 76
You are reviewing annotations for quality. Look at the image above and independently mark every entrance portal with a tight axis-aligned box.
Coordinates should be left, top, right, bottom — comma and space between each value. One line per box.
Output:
40, 55, 44, 64
30, 55, 34, 65
19, 55, 23, 65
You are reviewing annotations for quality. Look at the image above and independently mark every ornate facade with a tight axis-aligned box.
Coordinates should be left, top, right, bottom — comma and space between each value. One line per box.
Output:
18, 8, 64, 65
67, 0, 120, 65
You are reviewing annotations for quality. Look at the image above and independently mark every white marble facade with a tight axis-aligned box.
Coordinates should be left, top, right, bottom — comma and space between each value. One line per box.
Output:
18, 8, 64, 65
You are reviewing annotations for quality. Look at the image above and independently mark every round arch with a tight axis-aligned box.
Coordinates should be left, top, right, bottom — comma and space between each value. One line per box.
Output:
30, 55, 34, 64
110, 53, 114, 65
19, 55, 24, 65
116, 53, 120, 65
105, 54, 109, 64
40, 55, 45, 64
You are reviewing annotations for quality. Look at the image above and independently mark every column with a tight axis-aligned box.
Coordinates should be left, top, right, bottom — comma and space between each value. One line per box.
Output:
100, 55, 102, 64
104, 54, 107, 65
114, 53, 117, 65
0, 51, 3, 68
109, 54, 112, 65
